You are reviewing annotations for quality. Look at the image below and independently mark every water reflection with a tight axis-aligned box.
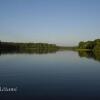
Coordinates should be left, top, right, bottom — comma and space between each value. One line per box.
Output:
0, 50, 100, 99
0, 49, 100, 62
0, 48, 58, 55
78, 51, 100, 62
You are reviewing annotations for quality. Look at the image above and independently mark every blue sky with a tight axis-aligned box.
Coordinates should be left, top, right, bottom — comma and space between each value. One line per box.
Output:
0, 0, 100, 46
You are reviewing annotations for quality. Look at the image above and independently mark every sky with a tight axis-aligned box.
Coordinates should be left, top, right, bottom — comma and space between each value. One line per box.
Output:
0, 0, 100, 46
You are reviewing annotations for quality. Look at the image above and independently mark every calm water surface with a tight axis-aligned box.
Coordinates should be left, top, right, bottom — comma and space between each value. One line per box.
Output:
0, 51, 100, 100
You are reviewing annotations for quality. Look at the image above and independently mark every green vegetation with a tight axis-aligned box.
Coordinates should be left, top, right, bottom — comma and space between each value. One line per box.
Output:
77, 39, 100, 62
0, 39, 100, 55
0, 41, 76, 51
77, 39, 100, 52
0, 41, 59, 50
0, 41, 60, 54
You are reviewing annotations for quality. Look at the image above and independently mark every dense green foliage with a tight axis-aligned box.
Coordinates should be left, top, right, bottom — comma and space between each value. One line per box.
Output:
0, 39, 99, 53
78, 39, 100, 52
0, 41, 59, 50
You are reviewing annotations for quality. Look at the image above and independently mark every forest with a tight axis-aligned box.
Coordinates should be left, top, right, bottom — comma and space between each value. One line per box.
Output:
0, 41, 59, 50
0, 39, 100, 53
78, 39, 100, 52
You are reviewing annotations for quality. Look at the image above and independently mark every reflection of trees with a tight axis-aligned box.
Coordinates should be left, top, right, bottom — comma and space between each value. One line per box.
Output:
78, 51, 100, 62
0, 41, 60, 55
93, 52, 100, 62
0, 48, 59, 55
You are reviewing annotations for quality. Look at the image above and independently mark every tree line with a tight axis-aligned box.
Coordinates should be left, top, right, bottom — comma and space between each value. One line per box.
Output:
0, 41, 59, 50
78, 39, 100, 52
0, 39, 100, 52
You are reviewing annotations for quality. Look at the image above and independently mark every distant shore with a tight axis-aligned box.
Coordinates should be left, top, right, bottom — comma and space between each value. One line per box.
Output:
0, 39, 100, 52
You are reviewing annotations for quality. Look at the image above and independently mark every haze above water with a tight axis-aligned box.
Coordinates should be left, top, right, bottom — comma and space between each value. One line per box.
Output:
0, 50, 100, 99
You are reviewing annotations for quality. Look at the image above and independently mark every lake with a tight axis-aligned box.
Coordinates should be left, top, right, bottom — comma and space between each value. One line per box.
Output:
0, 50, 100, 100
